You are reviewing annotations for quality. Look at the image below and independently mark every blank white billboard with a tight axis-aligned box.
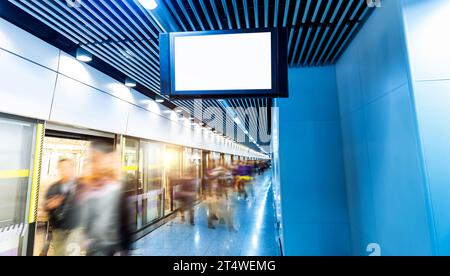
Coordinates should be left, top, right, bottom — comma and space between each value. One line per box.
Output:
174, 32, 272, 91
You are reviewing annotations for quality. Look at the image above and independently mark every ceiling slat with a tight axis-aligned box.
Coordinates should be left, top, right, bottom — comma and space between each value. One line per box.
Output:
8, 0, 375, 152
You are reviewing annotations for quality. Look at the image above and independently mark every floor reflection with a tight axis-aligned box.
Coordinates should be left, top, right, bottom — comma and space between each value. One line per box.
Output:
132, 172, 281, 256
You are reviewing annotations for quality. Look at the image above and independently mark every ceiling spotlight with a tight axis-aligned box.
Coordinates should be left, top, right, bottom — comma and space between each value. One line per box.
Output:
76, 47, 92, 62
125, 77, 137, 88
138, 0, 158, 10
140, 99, 153, 104
175, 108, 182, 113
155, 96, 164, 103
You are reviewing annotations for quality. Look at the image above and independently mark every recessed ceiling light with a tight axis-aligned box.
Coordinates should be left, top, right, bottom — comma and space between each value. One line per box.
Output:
125, 77, 136, 88
138, 0, 158, 10
76, 48, 92, 62
140, 99, 153, 104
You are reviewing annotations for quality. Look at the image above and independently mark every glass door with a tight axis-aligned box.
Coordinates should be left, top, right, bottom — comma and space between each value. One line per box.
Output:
163, 146, 182, 214
34, 136, 91, 256
0, 116, 36, 256
122, 137, 139, 231
139, 141, 163, 226
182, 148, 202, 200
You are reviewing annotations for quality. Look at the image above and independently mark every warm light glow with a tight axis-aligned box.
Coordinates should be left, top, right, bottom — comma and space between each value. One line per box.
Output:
164, 150, 177, 169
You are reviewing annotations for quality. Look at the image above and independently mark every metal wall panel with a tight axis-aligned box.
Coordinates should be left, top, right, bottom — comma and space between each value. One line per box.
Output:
0, 49, 56, 120
50, 75, 130, 135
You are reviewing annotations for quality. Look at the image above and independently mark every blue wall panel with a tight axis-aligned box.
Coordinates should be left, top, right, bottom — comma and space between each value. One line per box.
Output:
404, 0, 450, 256
335, 0, 434, 255
357, 0, 408, 104
335, 40, 364, 116
340, 111, 378, 255
278, 66, 351, 256
414, 80, 450, 255
364, 84, 433, 255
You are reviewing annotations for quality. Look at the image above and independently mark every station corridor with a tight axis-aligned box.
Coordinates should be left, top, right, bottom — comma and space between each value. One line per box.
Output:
3, 0, 450, 258
132, 172, 281, 256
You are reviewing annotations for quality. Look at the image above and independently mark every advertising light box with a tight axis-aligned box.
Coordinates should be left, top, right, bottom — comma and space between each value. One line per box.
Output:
160, 28, 288, 99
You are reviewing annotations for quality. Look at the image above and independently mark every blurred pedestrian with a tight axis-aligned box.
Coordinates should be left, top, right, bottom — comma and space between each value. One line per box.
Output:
41, 158, 78, 256
76, 141, 132, 256
174, 178, 197, 225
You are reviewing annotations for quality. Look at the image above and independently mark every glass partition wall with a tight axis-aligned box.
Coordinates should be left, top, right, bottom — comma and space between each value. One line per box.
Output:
120, 136, 239, 233
0, 116, 252, 254
122, 137, 166, 230
0, 115, 37, 256
139, 141, 164, 226
121, 139, 204, 232
163, 145, 182, 214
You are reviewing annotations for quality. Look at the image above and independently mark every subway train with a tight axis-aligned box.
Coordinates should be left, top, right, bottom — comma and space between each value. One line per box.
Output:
0, 17, 266, 256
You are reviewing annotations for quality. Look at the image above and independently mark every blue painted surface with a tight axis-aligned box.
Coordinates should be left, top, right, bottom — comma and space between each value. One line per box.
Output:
404, 0, 450, 255
413, 81, 450, 255
277, 66, 351, 256
335, 0, 434, 255
132, 172, 281, 256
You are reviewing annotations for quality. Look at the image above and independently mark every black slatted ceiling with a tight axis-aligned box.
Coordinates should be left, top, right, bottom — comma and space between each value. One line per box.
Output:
3, 0, 375, 153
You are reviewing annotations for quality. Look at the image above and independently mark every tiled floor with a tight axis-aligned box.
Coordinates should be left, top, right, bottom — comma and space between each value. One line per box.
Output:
132, 172, 281, 256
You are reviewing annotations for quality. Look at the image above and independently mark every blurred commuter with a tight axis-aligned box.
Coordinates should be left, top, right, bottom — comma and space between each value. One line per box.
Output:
205, 161, 225, 229
76, 141, 132, 256
41, 158, 78, 256
254, 161, 261, 175
174, 179, 197, 225
216, 173, 237, 232
236, 162, 254, 200
206, 162, 236, 232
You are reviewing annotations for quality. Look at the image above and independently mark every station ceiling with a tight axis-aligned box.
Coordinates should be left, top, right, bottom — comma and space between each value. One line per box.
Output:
2, 0, 374, 153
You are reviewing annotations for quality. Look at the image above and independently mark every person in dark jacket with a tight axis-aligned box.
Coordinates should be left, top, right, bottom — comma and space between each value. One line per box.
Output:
42, 158, 78, 256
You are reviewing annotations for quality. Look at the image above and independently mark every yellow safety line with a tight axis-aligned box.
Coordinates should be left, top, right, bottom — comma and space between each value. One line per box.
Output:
122, 165, 138, 171
146, 177, 162, 182
122, 165, 160, 171
28, 123, 44, 224
0, 170, 30, 179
